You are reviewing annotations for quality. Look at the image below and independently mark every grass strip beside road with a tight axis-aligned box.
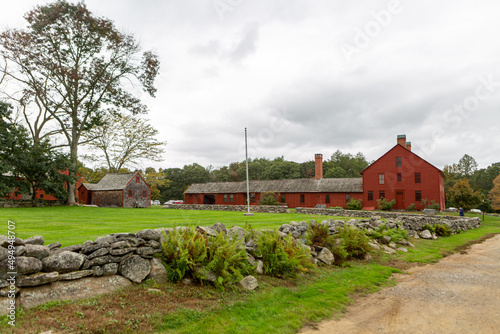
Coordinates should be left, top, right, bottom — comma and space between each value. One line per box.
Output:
161, 264, 399, 334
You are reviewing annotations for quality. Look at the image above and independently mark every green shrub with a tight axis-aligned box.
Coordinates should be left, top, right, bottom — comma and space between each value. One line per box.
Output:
406, 203, 416, 211
305, 223, 350, 266
425, 200, 440, 210
377, 198, 396, 211
204, 232, 252, 288
337, 226, 371, 260
253, 230, 312, 277
161, 227, 207, 282
346, 198, 362, 210
421, 223, 436, 234
259, 191, 280, 205
370, 223, 408, 243
434, 223, 452, 236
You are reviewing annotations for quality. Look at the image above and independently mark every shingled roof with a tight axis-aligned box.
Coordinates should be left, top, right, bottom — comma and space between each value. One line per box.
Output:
185, 178, 363, 194
82, 173, 137, 191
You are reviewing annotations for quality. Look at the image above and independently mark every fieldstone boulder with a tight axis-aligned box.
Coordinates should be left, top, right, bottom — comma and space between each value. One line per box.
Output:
136, 247, 155, 257
212, 222, 228, 234
4, 256, 43, 276
23, 236, 45, 245
239, 275, 258, 290
255, 260, 264, 275
382, 245, 396, 254
59, 270, 93, 281
88, 247, 109, 260
15, 245, 25, 256
42, 251, 85, 273
146, 258, 167, 284
419, 230, 433, 239
136, 229, 161, 242
227, 226, 246, 239
103, 263, 119, 276
19, 275, 132, 310
382, 236, 392, 244
17, 272, 59, 287
95, 235, 117, 244
317, 248, 334, 265
423, 209, 436, 215
92, 266, 104, 277
24, 244, 50, 260
119, 255, 150, 283
81, 242, 107, 254
0, 247, 8, 262
47, 242, 62, 251
110, 248, 136, 256
0, 236, 8, 248
59, 244, 82, 253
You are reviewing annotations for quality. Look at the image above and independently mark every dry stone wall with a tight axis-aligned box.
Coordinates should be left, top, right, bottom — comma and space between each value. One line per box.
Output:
163, 204, 290, 213
0, 229, 166, 314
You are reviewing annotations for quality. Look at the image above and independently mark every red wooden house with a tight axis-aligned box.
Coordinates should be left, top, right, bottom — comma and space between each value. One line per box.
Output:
77, 172, 151, 208
184, 135, 446, 210
360, 135, 445, 210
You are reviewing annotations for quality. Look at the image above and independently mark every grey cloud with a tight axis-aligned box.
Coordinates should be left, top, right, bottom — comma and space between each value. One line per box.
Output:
228, 22, 260, 63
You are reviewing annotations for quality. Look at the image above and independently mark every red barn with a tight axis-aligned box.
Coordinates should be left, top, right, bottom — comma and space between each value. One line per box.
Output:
184, 135, 445, 210
361, 135, 445, 210
78, 172, 151, 208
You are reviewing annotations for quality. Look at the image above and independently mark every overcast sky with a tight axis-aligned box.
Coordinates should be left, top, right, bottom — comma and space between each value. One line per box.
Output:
1, 0, 499, 170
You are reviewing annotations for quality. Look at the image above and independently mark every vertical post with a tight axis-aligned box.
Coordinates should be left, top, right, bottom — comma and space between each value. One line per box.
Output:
244, 128, 254, 216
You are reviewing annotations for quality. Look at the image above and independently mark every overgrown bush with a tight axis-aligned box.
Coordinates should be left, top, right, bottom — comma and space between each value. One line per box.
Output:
259, 191, 280, 205
204, 232, 252, 287
161, 226, 251, 287
306, 223, 348, 266
337, 226, 371, 260
161, 227, 207, 282
346, 198, 362, 210
406, 203, 416, 211
422, 223, 452, 237
425, 200, 440, 210
253, 230, 312, 277
371, 223, 408, 243
377, 198, 396, 211
434, 223, 452, 236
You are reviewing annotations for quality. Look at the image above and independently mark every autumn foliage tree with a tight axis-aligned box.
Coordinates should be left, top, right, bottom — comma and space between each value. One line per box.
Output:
489, 174, 500, 211
0, 1, 159, 204
446, 179, 482, 212
82, 113, 165, 172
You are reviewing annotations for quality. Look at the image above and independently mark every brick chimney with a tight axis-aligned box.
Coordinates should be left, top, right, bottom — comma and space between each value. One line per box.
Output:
315, 154, 323, 180
397, 134, 406, 147
406, 141, 412, 151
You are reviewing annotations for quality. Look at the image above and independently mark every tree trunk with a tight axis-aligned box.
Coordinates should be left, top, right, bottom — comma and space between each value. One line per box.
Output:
67, 131, 79, 206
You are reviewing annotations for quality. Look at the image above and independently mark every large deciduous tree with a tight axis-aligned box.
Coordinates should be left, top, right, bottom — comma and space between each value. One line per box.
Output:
489, 174, 500, 211
0, 101, 72, 201
83, 113, 165, 172
446, 179, 482, 212
0, 1, 159, 205
457, 154, 478, 178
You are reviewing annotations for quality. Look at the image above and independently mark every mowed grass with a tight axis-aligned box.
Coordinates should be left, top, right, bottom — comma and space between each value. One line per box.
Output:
0, 206, 348, 246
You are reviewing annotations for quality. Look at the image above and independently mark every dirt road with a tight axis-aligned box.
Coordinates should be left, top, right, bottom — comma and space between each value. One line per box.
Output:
301, 234, 500, 334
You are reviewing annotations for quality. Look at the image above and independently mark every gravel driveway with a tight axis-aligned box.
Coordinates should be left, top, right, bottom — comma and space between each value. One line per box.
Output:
301, 234, 500, 334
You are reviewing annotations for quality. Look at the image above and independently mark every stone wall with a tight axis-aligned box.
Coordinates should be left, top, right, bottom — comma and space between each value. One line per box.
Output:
163, 204, 290, 213
0, 229, 166, 314
294, 208, 481, 235
0, 199, 64, 208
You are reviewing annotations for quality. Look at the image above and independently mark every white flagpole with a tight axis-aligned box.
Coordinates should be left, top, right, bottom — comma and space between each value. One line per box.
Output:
244, 128, 254, 216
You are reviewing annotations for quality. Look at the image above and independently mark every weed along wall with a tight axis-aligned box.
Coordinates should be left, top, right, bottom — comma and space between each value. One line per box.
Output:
0, 214, 481, 315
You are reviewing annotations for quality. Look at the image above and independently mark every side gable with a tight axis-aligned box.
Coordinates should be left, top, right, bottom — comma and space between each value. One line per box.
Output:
360, 144, 444, 176
124, 172, 151, 191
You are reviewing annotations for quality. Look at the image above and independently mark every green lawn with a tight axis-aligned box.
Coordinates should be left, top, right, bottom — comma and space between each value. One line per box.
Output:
0, 206, 350, 246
